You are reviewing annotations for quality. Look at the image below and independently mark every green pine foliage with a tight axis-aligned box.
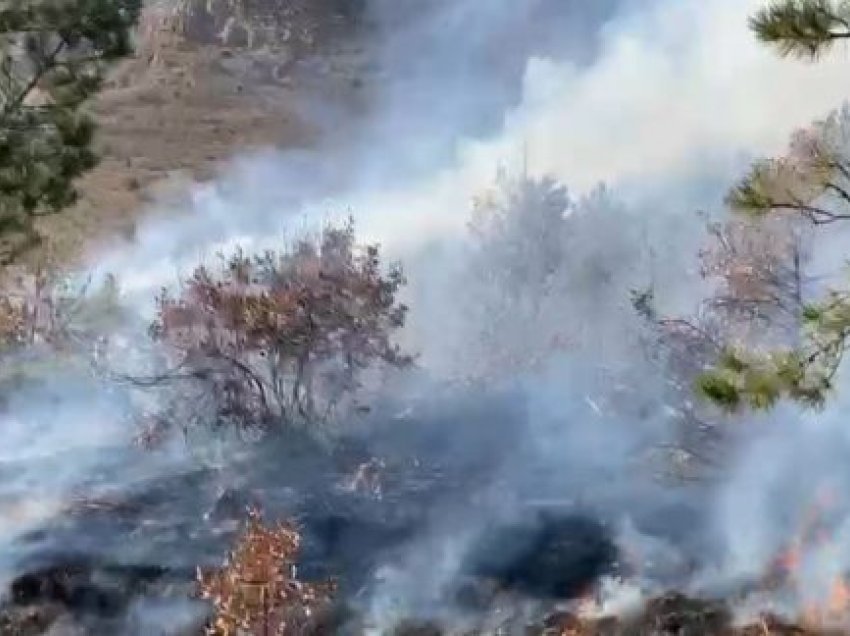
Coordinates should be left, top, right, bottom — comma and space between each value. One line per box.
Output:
699, 347, 832, 412
751, 0, 850, 59
726, 107, 850, 225
699, 269, 850, 411
0, 0, 141, 262
698, 2, 850, 411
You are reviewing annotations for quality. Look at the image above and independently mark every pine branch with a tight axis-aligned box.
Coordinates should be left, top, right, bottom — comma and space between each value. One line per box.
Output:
0, 0, 140, 263
751, 0, 850, 59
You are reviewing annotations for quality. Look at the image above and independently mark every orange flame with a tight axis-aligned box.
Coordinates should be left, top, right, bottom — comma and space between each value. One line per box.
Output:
762, 485, 850, 628
799, 577, 850, 628
776, 543, 801, 577
772, 487, 837, 578
828, 577, 850, 617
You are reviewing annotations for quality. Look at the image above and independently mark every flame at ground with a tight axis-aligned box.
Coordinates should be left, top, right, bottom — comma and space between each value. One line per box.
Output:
827, 578, 850, 620
726, 484, 850, 631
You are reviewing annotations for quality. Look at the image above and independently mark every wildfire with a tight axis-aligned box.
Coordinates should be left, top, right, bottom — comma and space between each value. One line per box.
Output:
828, 577, 850, 616
776, 543, 802, 578
797, 576, 850, 629
764, 486, 850, 629
574, 587, 601, 619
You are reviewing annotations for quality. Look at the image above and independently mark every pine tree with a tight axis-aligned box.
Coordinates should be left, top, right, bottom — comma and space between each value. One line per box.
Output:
700, 1, 850, 410
0, 0, 141, 262
751, 0, 850, 59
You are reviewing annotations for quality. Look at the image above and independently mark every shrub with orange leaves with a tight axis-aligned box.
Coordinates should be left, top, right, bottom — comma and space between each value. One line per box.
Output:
150, 220, 410, 432
197, 508, 335, 636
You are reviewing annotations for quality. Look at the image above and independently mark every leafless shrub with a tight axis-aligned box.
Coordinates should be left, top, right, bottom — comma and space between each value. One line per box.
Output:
646, 213, 809, 388
463, 173, 644, 381
0, 259, 123, 343
698, 215, 808, 348
634, 213, 811, 477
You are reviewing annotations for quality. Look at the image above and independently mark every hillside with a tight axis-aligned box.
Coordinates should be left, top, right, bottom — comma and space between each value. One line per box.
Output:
31, 0, 369, 265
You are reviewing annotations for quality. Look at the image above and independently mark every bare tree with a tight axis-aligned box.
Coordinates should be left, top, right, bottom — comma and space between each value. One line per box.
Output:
634, 214, 810, 475
463, 172, 645, 381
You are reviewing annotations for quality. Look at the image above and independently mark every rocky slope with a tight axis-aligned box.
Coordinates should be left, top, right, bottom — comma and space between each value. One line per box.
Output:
32, 0, 369, 266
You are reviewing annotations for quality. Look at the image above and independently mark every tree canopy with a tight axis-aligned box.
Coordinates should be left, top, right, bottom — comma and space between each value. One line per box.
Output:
462, 172, 645, 381
700, 1, 850, 410
0, 0, 141, 262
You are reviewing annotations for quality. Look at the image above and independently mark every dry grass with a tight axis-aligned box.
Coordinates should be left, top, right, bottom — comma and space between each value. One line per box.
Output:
30, 2, 366, 268
197, 508, 335, 636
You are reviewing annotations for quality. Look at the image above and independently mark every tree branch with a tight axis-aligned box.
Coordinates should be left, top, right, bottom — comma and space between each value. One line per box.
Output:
2, 37, 65, 117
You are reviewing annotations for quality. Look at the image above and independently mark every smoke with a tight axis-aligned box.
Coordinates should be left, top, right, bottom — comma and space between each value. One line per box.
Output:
5, 0, 850, 632
92, 0, 850, 289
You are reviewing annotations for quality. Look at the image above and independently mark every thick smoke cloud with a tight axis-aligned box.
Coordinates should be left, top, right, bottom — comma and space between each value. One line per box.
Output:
92, 0, 850, 293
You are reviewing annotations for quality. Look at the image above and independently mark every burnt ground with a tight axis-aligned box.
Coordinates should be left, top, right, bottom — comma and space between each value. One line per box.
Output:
534, 595, 842, 636
0, 386, 623, 635
0, 379, 827, 635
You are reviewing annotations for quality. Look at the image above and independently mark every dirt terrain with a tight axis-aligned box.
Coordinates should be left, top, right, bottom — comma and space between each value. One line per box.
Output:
32, 0, 369, 265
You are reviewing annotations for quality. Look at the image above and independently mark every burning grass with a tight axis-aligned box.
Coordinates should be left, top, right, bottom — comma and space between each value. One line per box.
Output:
754, 486, 850, 632
388, 594, 850, 635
